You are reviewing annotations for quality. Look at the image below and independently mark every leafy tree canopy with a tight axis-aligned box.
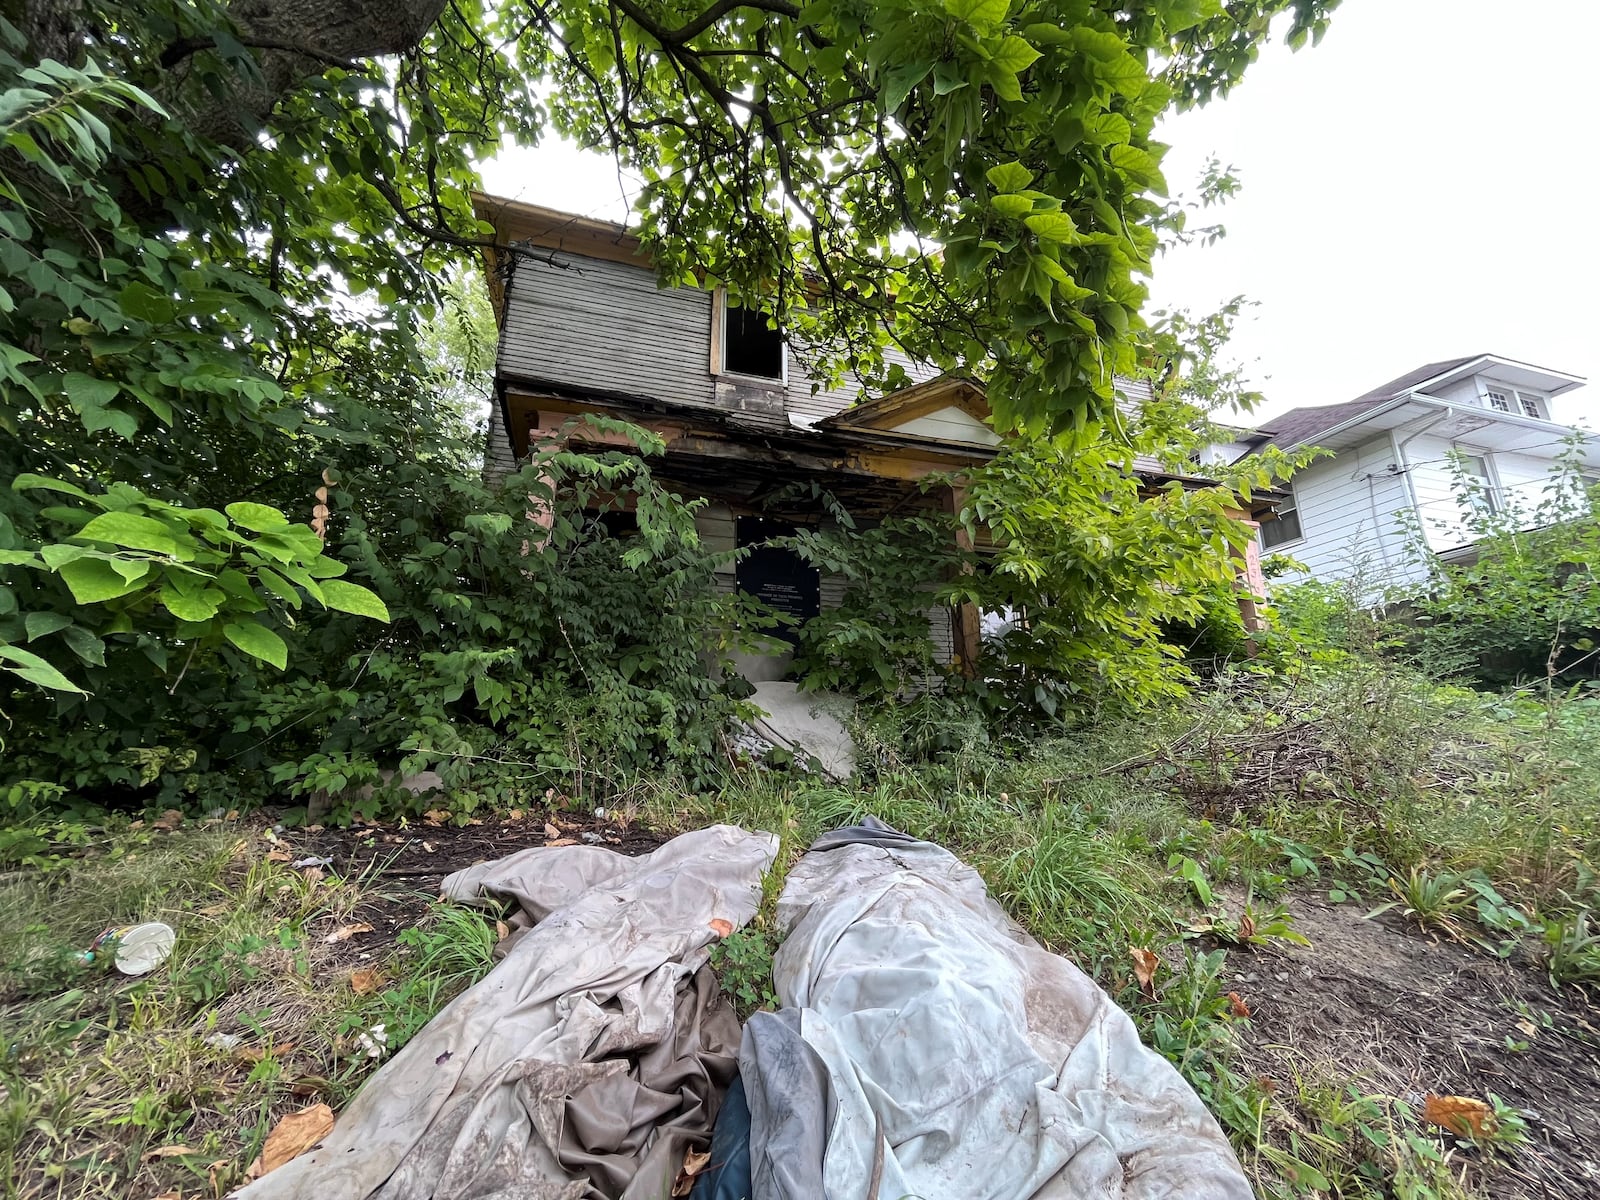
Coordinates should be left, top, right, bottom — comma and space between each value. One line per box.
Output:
0, 0, 1335, 800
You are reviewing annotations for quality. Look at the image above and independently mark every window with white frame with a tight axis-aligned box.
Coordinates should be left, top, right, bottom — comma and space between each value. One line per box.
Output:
1459, 452, 1498, 514
1259, 483, 1303, 550
1482, 385, 1546, 419
718, 294, 785, 381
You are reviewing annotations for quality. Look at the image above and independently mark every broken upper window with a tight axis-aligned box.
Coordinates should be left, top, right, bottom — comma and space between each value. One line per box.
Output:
721, 296, 785, 381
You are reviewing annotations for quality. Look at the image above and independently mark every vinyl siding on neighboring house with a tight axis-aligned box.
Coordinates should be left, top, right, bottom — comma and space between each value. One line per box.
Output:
1271, 435, 1425, 589
1403, 436, 1560, 553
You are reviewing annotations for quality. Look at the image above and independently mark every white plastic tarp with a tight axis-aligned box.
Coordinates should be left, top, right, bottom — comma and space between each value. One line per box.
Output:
740, 821, 1252, 1199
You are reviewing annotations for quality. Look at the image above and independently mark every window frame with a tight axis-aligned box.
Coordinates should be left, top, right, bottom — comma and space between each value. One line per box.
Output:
711, 289, 787, 385
1481, 382, 1547, 420
1457, 450, 1501, 515
1259, 482, 1305, 551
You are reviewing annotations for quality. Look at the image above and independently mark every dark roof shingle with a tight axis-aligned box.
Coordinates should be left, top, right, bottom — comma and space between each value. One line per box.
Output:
1260, 354, 1483, 450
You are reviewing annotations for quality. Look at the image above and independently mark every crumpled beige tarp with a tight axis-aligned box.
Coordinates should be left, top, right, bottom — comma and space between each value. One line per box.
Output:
235, 824, 777, 1200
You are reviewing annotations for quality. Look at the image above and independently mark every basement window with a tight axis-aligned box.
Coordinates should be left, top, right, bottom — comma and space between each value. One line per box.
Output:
1259, 484, 1303, 550
720, 296, 785, 381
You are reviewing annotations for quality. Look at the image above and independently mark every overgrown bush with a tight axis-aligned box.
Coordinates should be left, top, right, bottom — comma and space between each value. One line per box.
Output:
2, 419, 761, 823
1408, 444, 1600, 688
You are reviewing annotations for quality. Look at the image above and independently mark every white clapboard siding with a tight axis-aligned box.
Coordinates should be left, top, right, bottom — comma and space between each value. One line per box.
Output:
1274, 434, 1428, 590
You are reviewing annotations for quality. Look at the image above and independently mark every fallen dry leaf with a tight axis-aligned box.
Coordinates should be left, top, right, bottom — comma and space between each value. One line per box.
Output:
225, 809, 240, 821
1237, 911, 1257, 941
142, 1144, 198, 1161
507, 808, 524, 821
543, 822, 562, 840
1129, 947, 1160, 999
671, 1148, 712, 1196
423, 809, 450, 825
545, 837, 577, 847
708, 919, 734, 939
325, 922, 374, 945
207, 1158, 233, 1192
300, 866, 325, 884
288, 1076, 330, 1098
1422, 1093, 1497, 1139
197, 903, 229, 917
151, 809, 184, 832
246, 1103, 335, 1178
265, 849, 292, 863
235, 1042, 296, 1065
495, 920, 510, 941
349, 968, 384, 996
420, 841, 435, 853
1226, 992, 1251, 1019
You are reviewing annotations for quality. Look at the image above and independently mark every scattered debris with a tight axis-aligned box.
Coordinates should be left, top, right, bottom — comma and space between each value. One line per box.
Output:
151, 809, 185, 832
85, 922, 176, 976
709, 919, 733, 938
325, 922, 374, 945
671, 1147, 711, 1196
291, 855, 333, 870
1130, 946, 1160, 999
349, 968, 383, 996
355, 1024, 389, 1059
1422, 1092, 1498, 1139
142, 1144, 198, 1161
245, 1103, 335, 1179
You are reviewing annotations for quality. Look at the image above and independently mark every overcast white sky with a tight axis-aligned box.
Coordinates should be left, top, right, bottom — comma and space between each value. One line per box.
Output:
482, 0, 1598, 425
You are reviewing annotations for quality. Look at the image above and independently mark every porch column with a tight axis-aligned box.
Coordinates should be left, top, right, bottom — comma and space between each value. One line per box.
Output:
944, 485, 982, 677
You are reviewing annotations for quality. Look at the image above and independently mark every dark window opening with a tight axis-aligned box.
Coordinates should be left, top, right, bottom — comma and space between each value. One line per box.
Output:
735, 517, 819, 648
723, 302, 784, 380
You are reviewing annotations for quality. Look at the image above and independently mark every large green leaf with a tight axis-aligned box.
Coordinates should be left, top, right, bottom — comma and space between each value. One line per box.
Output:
24, 611, 72, 641
57, 557, 151, 604
61, 624, 106, 666
225, 501, 291, 533
991, 193, 1035, 218
945, 0, 1009, 31
985, 161, 1034, 193
319, 579, 391, 622
160, 581, 223, 622
0, 644, 86, 693
989, 36, 1041, 75
224, 621, 288, 670
10, 473, 94, 501
1025, 212, 1079, 242
76, 511, 185, 557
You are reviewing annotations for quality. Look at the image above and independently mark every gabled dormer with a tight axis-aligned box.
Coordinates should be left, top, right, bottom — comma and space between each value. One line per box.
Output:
1398, 354, 1584, 422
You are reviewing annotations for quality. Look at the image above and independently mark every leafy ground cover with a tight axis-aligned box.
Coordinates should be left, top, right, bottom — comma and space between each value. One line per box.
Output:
1, 662, 1596, 1199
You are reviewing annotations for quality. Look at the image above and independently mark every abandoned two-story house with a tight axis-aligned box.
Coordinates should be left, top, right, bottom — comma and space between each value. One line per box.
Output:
474, 195, 1278, 680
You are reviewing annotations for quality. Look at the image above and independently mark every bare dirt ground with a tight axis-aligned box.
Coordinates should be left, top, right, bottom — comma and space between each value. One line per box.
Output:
1224, 891, 1600, 1199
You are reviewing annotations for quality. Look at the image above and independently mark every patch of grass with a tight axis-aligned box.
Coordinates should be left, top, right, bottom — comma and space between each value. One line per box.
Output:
709, 927, 779, 1019
0, 824, 500, 1199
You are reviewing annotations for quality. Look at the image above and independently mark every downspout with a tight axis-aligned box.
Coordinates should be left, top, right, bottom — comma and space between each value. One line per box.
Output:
1389, 402, 1456, 583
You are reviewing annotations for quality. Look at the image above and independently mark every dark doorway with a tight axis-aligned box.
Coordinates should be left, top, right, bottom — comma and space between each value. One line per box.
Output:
735, 516, 819, 648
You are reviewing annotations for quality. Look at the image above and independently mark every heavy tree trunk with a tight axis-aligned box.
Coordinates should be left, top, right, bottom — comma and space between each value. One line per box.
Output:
17, 0, 450, 151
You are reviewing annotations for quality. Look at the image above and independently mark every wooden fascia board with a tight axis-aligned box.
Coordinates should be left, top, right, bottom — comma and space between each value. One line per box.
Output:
821, 377, 990, 431
473, 192, 651, 271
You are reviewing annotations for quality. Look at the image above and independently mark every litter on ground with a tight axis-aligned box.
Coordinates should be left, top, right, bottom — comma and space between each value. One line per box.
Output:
235, 820, 1247, 1199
